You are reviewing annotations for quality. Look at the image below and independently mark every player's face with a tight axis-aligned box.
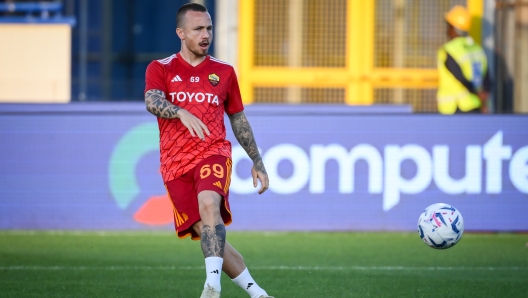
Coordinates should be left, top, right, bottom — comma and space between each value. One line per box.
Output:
178, 11, 213, 57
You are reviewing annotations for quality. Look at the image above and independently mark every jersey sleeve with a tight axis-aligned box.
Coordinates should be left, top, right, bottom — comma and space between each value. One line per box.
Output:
144, 61, 167, 94
224, 68, 244, 115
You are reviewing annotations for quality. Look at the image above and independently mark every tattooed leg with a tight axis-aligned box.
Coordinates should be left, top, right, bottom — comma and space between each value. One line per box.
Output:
200, 223, 226, 293
201, 224, 226, 258
193, 222, 246, 278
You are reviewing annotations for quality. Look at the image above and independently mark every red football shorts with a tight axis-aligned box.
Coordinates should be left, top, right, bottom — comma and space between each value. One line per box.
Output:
164, 155, 233, 240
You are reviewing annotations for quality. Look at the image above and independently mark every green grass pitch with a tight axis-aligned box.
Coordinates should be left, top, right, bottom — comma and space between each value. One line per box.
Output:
0, 231, 527, 297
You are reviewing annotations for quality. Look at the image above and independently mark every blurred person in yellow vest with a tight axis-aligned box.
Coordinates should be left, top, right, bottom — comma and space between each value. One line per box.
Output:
437, 5, 491, 114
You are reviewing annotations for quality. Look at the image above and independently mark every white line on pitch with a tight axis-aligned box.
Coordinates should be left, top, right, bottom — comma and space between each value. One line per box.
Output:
1, 266, 526, 271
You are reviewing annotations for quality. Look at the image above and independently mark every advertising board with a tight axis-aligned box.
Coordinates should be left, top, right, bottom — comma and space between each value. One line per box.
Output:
0, 104, 526, 231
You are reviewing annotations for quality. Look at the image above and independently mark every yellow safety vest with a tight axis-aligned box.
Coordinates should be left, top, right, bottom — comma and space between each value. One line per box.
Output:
437, 36, 488, 114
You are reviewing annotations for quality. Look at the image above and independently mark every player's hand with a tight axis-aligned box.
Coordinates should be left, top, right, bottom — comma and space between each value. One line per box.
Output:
176, 109, 210, 141
251, 163, 269, 194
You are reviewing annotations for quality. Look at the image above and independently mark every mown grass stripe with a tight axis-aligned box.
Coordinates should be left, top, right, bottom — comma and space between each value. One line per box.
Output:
1, 265, 527, 271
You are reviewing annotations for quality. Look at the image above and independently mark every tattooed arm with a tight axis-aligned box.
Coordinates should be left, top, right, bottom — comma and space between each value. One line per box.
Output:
145, 89, 210, 140
145, 89, 181, 118
228, 111, 269, 194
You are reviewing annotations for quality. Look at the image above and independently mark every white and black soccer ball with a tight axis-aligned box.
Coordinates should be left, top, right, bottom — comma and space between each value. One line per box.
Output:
417, 203, 464, 249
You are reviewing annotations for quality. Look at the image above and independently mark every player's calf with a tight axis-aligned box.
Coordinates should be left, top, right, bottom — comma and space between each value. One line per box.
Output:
201, 224, 226, 293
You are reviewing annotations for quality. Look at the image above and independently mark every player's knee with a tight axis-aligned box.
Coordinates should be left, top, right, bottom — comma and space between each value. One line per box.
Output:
199, 195, 219, 214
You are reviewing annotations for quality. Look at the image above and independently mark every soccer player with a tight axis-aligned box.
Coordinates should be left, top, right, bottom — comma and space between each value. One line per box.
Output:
144, 3, 273, 298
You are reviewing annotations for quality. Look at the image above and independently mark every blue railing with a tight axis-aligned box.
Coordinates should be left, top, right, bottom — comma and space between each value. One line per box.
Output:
0, 2, 75, 25
0, 2, 62, 14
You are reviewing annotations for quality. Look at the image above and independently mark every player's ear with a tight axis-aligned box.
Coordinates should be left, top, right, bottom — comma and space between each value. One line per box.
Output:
176, 27, 185, 40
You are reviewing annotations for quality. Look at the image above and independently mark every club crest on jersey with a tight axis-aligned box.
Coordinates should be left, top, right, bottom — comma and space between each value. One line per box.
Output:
208, 74, 220, 87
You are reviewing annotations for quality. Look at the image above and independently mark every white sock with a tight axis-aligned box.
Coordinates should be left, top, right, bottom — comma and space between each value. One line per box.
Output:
204, 257, 223, 292
231, 268, 268, 298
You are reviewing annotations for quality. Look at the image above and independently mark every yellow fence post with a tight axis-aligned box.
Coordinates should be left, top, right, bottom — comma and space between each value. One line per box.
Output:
360, 0, 374, 105
467, 0, 483, 44
238, 0, 254, 104
346, 0, 360, 105
346, 0, 374, 105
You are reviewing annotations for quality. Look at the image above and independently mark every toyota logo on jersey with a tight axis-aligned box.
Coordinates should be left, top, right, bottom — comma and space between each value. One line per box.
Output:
168, 92, 220, 105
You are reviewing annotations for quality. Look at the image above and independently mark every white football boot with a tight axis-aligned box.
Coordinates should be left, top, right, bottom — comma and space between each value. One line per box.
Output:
200, 284, 220, 298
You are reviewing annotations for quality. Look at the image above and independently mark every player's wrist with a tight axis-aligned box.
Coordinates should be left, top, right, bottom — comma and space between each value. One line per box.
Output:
175, 108, 186, 118
253, 158, 267, 173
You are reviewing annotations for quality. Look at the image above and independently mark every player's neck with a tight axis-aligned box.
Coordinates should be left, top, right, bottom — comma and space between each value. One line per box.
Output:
179, 49, 207, 67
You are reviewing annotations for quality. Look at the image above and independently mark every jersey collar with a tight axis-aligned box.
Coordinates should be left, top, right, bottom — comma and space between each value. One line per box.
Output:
176, 52, 210, 70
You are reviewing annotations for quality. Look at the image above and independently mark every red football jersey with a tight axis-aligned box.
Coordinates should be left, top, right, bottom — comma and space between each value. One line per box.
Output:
144, 53, 244, 183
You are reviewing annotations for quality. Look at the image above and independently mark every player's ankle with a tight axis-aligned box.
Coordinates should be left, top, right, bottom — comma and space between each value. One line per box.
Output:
231, 268, 268, 298
205, 257, 223, 292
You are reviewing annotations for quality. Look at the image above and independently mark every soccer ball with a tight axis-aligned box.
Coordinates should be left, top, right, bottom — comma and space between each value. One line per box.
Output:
417, 203, 464, 249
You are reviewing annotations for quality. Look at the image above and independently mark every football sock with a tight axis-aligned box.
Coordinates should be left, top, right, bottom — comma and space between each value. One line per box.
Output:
204, 257, 223, 292
231, 268, 268, 298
